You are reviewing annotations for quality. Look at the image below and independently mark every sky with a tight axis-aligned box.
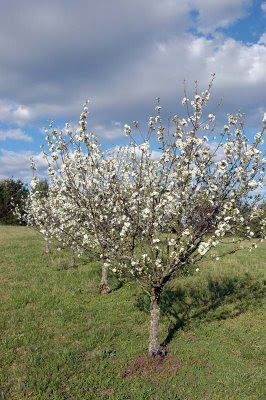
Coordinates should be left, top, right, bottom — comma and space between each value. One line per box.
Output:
0, 0, 266, 182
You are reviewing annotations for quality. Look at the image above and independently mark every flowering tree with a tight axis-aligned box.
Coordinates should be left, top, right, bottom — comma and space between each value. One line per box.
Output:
31, 108, 134, 293
22, 178, 80, 263
32, 76, 266, 355
13, 176, 53, 254
113, 93, 265, 354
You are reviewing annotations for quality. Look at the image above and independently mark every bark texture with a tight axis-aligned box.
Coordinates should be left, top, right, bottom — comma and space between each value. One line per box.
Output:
71, 249, 77, 268
99, 261, 110, 294
148, 290, 164, 356
44, 240, 50, 254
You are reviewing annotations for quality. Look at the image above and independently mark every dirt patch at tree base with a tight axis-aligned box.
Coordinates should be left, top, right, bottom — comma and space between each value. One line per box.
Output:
123, 353, 181, 378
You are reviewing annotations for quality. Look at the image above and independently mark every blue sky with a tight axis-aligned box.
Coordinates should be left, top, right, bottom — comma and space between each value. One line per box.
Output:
219, 0, 265, 43
0, 0, 266, 181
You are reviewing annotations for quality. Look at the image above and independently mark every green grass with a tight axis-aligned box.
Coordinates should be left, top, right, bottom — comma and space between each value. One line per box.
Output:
0, 225, 265, 400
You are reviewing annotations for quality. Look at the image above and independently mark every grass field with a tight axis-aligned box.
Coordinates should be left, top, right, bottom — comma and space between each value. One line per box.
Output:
0, 225, 266, 400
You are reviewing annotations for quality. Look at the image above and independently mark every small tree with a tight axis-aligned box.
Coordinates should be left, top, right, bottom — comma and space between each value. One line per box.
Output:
30, 114, 127, 292
23, 176, 80, 263
32, 178, 50, 253
237, 201, 266, 238
17, 177, 52, 254
33, 76, 266, 354
110, 77, 266, 355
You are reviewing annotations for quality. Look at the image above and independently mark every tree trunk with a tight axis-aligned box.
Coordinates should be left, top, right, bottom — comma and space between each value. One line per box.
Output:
44, 240, 50, 254
148, 289, 164, 356
71, 249, 77, 268
99, 261, 110, 294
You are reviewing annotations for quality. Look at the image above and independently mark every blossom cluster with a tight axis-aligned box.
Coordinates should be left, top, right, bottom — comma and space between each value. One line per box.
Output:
26, 77, 266, 294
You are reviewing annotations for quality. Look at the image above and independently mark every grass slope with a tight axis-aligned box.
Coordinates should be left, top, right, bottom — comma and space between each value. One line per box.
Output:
0, 225, 265, 400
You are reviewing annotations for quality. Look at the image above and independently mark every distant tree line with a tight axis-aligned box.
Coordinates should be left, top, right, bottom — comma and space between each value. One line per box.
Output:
0, 178, 48, 225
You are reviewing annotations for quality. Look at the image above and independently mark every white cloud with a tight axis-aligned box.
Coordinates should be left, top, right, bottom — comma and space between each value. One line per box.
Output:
0, 0, 257, 125
0, 128, 32, 142
0, 0, 265, 184
261, 2, 266, 12
134, 147, 162, 161
0, 101, 33, 125
0, 149, 47, 181
150, 150, 162, 161
209, 142, 225, 162
258, 33, 266, 45
92, 122, 124, 140
109, 144, 162, 161
91, 34, 266, 129
188, 0, 252, 33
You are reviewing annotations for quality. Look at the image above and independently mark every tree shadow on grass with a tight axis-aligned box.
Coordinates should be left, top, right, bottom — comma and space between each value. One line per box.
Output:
135, 273, 266, 349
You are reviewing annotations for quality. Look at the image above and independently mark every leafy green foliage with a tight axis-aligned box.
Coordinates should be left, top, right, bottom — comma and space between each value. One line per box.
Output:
236, 201, 266, 238
33, 178, 49, 197
0, 179, 29, 225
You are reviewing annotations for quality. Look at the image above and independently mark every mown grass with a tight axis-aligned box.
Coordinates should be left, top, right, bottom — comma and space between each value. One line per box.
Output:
0, 225, 265, 400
